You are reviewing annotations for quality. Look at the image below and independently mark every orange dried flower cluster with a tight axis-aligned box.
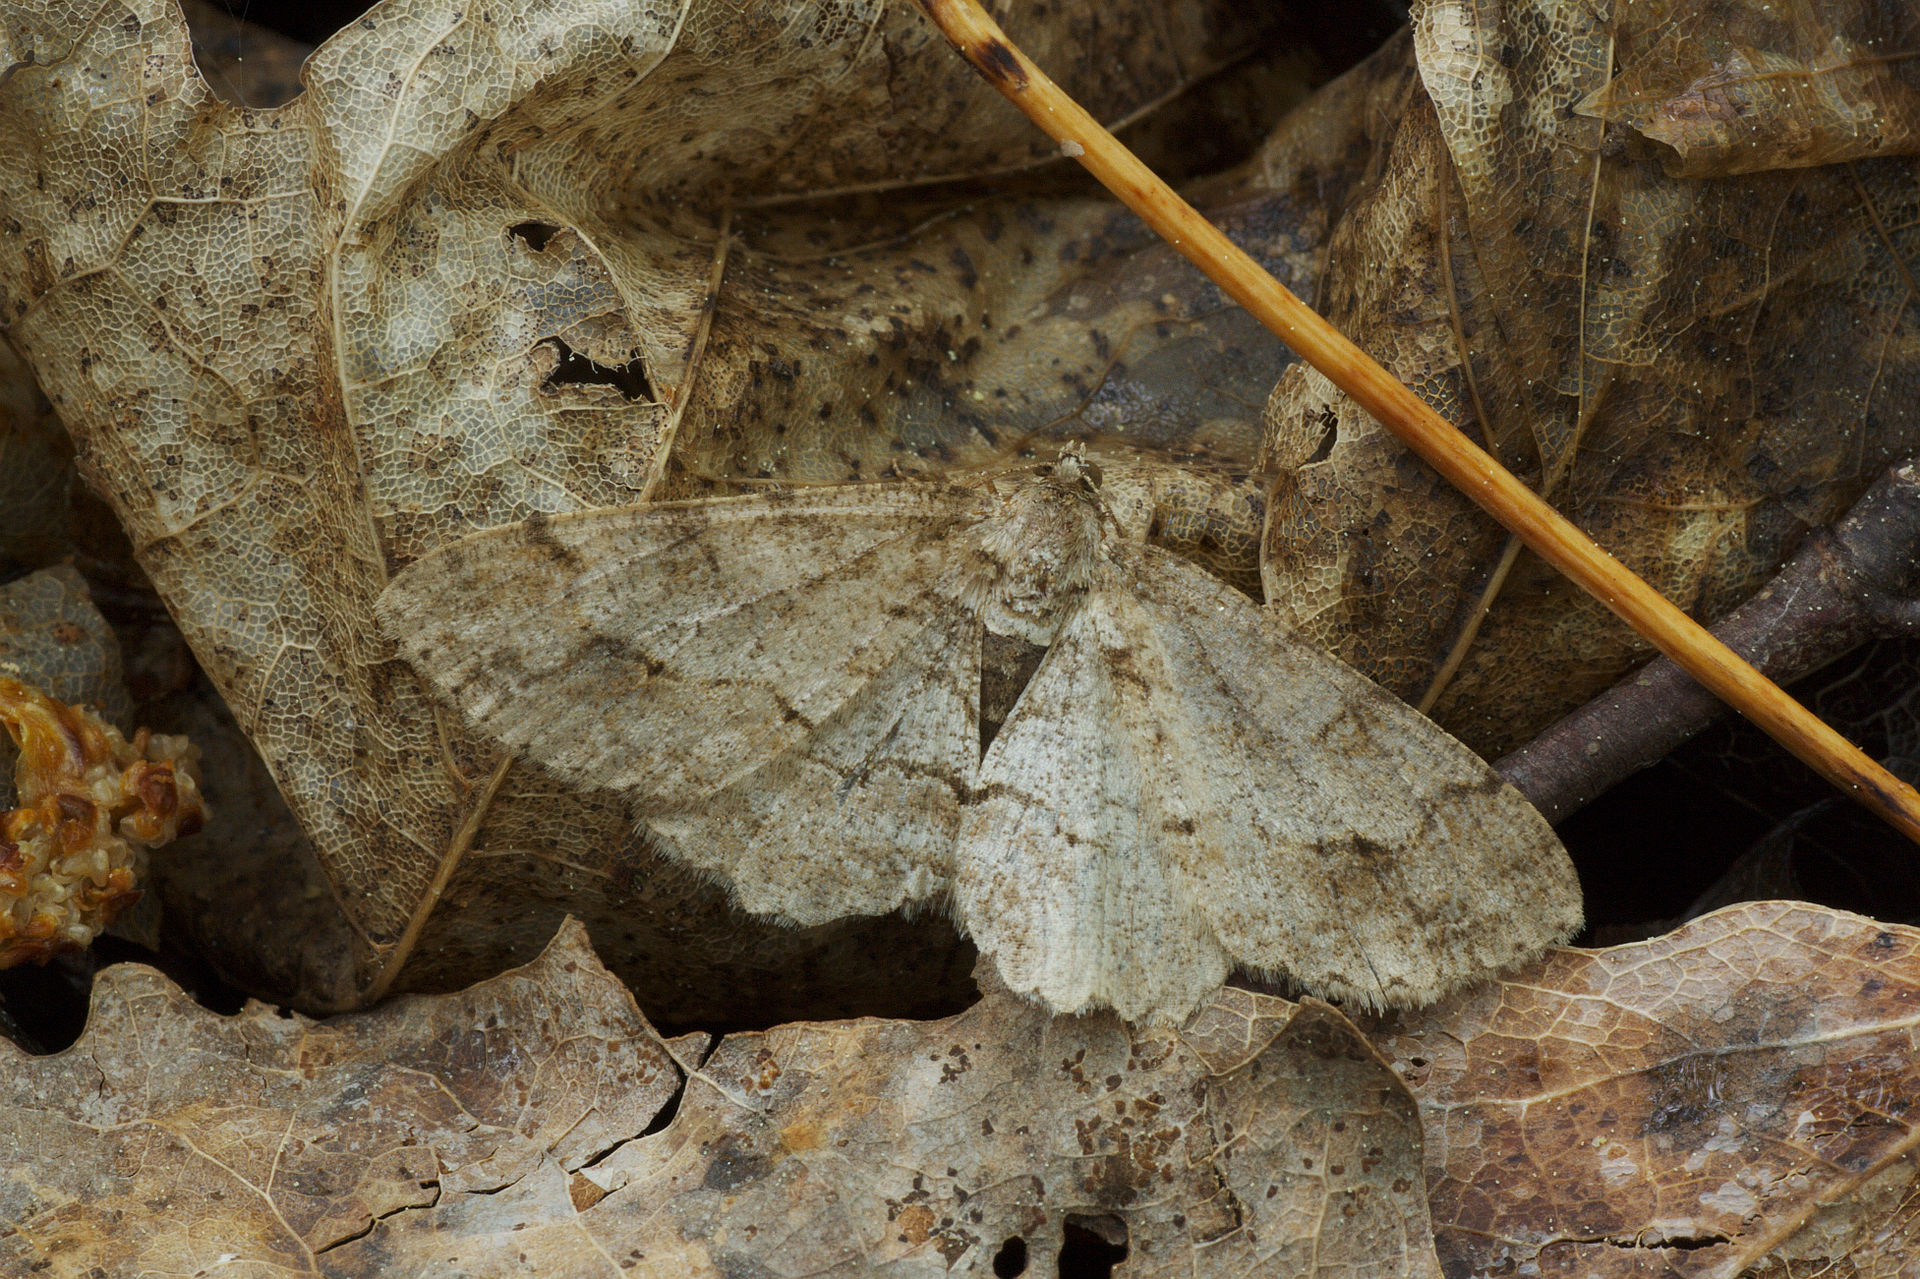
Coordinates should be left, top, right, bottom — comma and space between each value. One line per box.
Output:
0, 676, 204, 967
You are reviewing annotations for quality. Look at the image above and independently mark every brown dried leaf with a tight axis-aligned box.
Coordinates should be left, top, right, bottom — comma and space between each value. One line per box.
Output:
0, 0, 1283, 1010
1377, 901, 1920, 1277
18, 902, 1920, 1276
1578, 0, 1920, 177
1262, 4, 1920, 753
0, 918, 682, 1272
2, 920, 1442, 1276
331, 989, 1440, 1275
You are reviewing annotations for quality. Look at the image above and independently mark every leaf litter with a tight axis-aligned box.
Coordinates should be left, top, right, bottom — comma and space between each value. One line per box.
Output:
7, 0, 1917, 1013
6, 0, 1920, 1270
0, 0, 1305, 1014
8, 907, 1920, 1276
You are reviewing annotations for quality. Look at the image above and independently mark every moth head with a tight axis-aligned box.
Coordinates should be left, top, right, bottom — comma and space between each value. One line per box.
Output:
959, 453, 1111, 643
1037, 450, 1104, 495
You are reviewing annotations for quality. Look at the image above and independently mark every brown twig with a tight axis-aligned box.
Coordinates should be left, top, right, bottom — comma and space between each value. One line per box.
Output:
914, 0, 1920, 845
1501, 461, 1920, 821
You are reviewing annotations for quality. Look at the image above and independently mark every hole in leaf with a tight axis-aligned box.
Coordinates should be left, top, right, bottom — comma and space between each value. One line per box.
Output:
536, 338, 656, 403
1305, 404, 1338, 464
1059, 1214, 1128, 1278
1635, 1230, 1732, 1251
991, 1236, 1028, 1277
508, 220, 562, 252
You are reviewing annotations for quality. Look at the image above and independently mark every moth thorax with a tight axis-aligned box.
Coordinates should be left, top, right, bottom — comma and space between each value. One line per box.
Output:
962, 471, 1106, 645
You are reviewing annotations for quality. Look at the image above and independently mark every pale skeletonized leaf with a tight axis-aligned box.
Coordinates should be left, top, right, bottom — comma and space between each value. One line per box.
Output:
378, 455, 1580, 1021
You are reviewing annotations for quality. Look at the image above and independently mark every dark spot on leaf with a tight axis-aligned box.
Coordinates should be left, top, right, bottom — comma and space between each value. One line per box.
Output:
702, 1137, 772, 1192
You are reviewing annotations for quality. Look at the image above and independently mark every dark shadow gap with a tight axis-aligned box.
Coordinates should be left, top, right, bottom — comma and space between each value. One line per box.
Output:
0, 933, 250, 1054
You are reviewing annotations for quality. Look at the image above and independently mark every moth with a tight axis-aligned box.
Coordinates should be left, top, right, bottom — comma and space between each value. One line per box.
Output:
377, 454, 1581, 1022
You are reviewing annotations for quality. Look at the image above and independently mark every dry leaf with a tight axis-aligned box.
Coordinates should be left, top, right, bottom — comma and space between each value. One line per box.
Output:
0, 0, 1286, 1009
1263, 3, 1920, 753
0, 565, 130, 734
13, 903, 1920, 1275
379, 453, 1579, 1021
0, 915, 1439, 1275
1377, 901, 1920, 1277
533, 988, 1440, 1278
1578, 0, 1920, 177
0, 918, 682, 1272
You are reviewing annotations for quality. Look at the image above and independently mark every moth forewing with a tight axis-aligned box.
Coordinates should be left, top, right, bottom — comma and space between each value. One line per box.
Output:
958, 581, 1235, 1022
1093, 542, 1582, 1014
378, 485, 983, 805
645, 607, 982, 925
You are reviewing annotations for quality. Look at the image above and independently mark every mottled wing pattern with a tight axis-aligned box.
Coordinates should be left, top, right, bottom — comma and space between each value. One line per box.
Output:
377, 485, 990, 922
646, 605, 980, 923
957, 597, 1233, 1021
960, 542, 1581, 1020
